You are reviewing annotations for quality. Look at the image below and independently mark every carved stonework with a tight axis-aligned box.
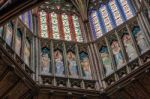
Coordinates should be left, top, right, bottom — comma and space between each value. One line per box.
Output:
56, 77, 67, 87
84, 80, 96, 90
141, 51, 150, 64
70, 78, 82, 88
117, 67, 127, 78
128, 59, 139, 71
104, 75, 115, 86
41, 75, 53, 85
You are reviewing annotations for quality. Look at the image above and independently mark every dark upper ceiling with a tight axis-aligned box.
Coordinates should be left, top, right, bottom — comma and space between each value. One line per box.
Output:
0, 0, 106, 26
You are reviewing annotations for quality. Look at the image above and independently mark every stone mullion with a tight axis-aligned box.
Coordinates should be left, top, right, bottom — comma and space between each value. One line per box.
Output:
87, 44, 96, 80
35, 37, 40, 83
63, 42, 68, 77
50, 40, 54, 75
131, 0, 140, 13
32, 36, 36, 80
51, 40, 56, 86
75, 44, 85, 89
30, 35, 34, 72
93, 43, 105, 79
104, 37, 118, 81
51, 41, 55, 76
131, 0, 150, 41
91, 43, 104, 90
142, 0, 150, 8
139, 12, 150, 41
21, 25, 26, 63
75, 44, 82, 79
79, 19, 89, 42
12, 19, 18, 51
84, 21, 93, 42
134, 0, 150, 37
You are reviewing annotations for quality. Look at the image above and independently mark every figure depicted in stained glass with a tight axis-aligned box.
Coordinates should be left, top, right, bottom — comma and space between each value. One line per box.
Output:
122, 34, 137, 60
54, 50, 64, 76
80, 52, 92, 79
15, 30, 22, 56
41, 47, 50, 74
24, 39, 30, 66
6, 23, 13, 46
0, 27, 3, 37
67, 51, 78, 78
132, 26, 148, 53
111, 41, 124, 69
100, 47, 113, 76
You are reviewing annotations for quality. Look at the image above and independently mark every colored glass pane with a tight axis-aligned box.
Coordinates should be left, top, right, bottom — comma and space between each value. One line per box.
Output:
91, 11, 103, 38
39, 11, 48, 38
99, 5, 113, 32
100, 46, 113, 76
72, 15, 83, 42
19, 11, 33, 32
24, 38, 31, 66
41, 47, 51, 74
62, 14, 72, 41
109, 0, 123, 26
51, 12, 60, 39
0, 27, 3, 37
6, 22, 13, 46
79, 52, 92, 79
119, 0, 133, 20
15, 29, 22, 56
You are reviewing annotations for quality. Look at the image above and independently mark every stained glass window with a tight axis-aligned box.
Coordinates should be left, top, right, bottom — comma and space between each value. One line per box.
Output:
67, 51, 79, 78
24, 38, 31, 66
54, 49, 64, 76
62, 14, 72, 41
38, 10, 83, 42
50, 12, 60, 39
90, 11, 103, 38
15, 29, 22, 56
72, 15, 83, 42
39, 11, 49, 38
111, 40, 125, 69
41, 47, 51, 74
99, 46, 113, 76
109, 0, 123, 26
99, 5, 113, 32
19, 11, 33, 32
6, 22, 13, 46
0, 27, 3, 37
132, 26, 149, 53
118, 0, 134, 20
79, 52, 92, 79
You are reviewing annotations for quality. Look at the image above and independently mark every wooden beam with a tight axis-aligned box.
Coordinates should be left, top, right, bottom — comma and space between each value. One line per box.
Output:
123, 88, 134, 99
135, 80, 150, 98
0, 67, 9, 81
0, 79, 20, 98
